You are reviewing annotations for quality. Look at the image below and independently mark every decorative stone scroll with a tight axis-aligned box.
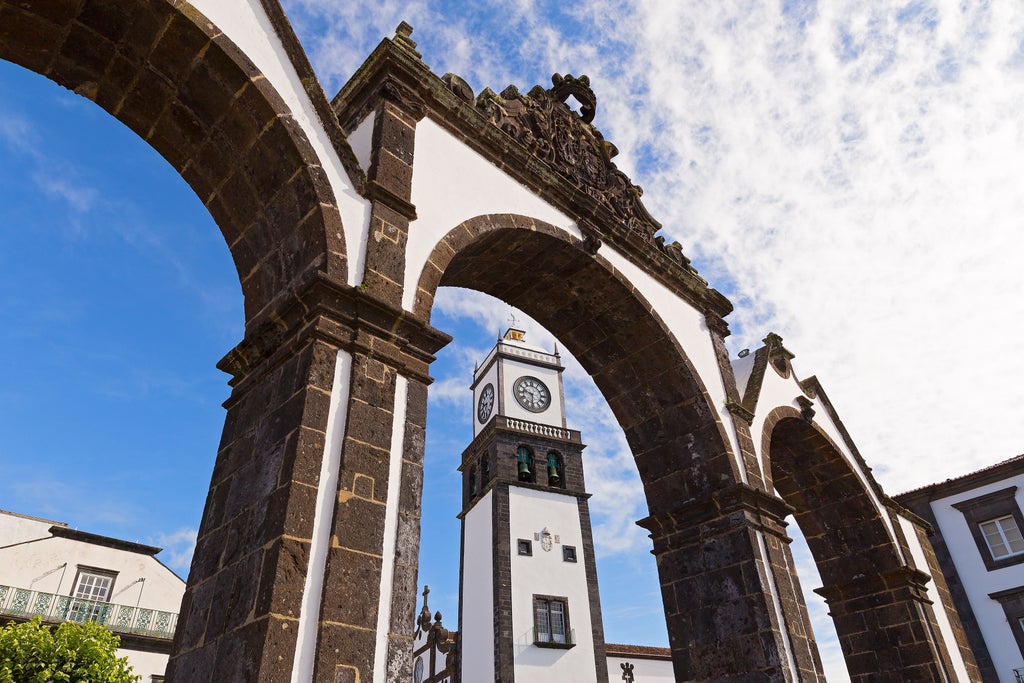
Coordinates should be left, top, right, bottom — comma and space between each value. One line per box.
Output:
473, 73, 662, 240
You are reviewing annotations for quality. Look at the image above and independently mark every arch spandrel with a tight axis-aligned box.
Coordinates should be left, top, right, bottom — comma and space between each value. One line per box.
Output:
0, 0, 349, 323
417, 215, 741, 513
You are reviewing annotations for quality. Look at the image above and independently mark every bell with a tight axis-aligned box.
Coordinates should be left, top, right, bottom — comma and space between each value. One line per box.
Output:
518, 460, 532, 480
547, 465, 560, 486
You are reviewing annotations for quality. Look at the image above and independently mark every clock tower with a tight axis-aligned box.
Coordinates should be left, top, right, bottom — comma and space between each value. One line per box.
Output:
458, 326, 608, 683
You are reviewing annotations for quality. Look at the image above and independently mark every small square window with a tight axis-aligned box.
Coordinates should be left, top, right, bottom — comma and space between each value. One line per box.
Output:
980, 515, 1024, 559
517, 539, 532, 556
562, 546, 577, 563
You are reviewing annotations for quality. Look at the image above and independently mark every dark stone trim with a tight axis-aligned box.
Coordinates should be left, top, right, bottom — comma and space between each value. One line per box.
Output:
896, 456, 1024, 502
951, 486, 1024, 571
724, 399, 754, 424
814, 566, 934, 605
577, 498, 609, 683
492, 485, 514, 683
218, 272, 451, 393
637, 482, 793, 546
365, 179, 417, 220
48, 526, 161, 556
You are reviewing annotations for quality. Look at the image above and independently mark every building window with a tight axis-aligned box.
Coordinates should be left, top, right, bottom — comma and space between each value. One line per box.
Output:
517, 539, 533, 556
989, 586, 1024, 659
69, 567, 117, 624
468, 467, 477, 496
563, 545, 577, 563
980, 515, 1024, 559
481, 454, 490, 483
952, 486, 1024, 570
533, 595, 573, 648
546, 452, 564, 488
516, 446, 535, 483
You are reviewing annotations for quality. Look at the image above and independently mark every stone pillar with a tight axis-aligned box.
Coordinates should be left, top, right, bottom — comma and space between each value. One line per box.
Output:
815, 567, 957, 682
639, 484, 820, 681
168, 317, 345, 681
167, 276, 448, 683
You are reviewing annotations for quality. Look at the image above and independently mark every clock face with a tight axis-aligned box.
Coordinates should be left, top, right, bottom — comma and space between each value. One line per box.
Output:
477, 383, 495, 423
513, 376, 551, 412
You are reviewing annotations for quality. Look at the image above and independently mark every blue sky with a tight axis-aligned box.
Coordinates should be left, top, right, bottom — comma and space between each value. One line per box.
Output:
4, 1, 1024, 679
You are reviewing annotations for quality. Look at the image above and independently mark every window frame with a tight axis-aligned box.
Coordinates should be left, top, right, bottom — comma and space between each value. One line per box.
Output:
980, 515, 1024, 559
562, 545, 577, 563
517, 539, 533, 556
532, 594, 574, 649
989, 586, 1024, 659
952, 486, 1024, 571
68, 566, 118, 624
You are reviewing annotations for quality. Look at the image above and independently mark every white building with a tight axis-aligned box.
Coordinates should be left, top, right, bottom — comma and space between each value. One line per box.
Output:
411, 328, 672, 683
896, 455, 1024, 682
0, 509, 185, 681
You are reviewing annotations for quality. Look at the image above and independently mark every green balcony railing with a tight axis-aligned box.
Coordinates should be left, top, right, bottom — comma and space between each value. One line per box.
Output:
0, 584, 177, 640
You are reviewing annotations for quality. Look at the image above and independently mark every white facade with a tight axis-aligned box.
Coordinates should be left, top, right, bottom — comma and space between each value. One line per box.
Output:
508, 487, 598, 682
0, 509, 185, 681
460, 489, 495, 681
897, 458, 1024, 682
605, 651, 675, 682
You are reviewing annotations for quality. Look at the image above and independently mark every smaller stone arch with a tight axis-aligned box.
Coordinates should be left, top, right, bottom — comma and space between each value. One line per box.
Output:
765, 407, 959, 681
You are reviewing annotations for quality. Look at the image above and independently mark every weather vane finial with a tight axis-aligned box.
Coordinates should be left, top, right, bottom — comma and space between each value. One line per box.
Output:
508, 313, 519, 328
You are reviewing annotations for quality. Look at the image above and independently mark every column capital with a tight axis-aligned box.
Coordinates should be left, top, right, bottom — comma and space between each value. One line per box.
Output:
218, 273, 450, 395
636, 483, 793, 550
814, 566, 934, 607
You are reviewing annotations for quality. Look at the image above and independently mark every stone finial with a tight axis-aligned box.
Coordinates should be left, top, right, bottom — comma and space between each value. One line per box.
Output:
394, 21, 422, 58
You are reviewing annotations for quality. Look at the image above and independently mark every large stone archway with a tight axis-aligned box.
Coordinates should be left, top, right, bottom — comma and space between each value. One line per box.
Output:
415, 215, 812, 680
0, 4, 979, 681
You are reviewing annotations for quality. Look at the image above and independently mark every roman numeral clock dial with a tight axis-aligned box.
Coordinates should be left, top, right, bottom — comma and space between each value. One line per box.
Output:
477, 383, 495, 423
513, 376, 550, 412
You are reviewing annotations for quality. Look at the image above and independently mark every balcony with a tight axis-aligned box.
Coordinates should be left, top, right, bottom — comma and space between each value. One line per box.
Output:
496, 415, 581, 444
532, 627, 576, 649
0, 584, 177, 640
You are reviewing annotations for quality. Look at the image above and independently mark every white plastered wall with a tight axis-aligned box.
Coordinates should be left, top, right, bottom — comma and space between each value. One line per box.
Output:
929, 476, 1024, 681
403, 117, 580, 311
508, 487, 597, 683
184, 0, 370, 286
605, 656, 675, 682
461, 490, 495, 681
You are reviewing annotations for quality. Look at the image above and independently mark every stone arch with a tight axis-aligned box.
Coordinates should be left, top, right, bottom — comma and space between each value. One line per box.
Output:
765, 407, 957, 680
411, 213, 807, 681
416, 214, 739, 511
0, 0, 346, 322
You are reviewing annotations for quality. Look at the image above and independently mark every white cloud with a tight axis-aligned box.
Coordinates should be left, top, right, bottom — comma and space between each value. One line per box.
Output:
150, 527, 198, 577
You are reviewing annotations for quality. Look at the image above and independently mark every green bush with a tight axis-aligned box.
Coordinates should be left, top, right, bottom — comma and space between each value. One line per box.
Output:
0, 617, 139, 683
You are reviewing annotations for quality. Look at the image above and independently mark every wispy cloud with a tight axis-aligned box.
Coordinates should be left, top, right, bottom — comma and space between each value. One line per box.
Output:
150, 527, 198, 577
